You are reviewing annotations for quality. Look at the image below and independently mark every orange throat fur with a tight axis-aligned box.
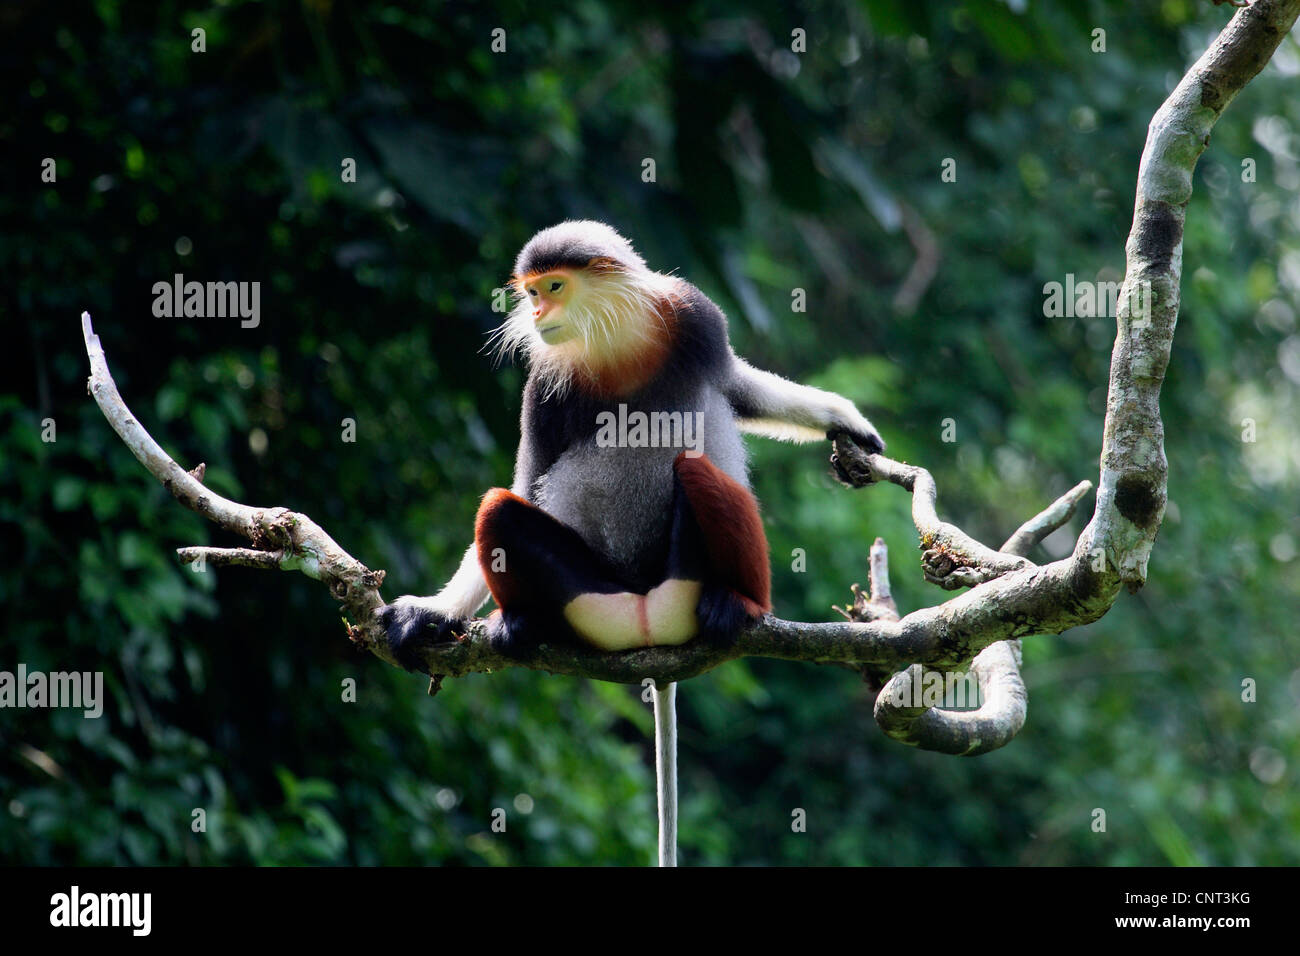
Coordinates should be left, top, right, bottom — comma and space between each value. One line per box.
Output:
569, 297, 678, 396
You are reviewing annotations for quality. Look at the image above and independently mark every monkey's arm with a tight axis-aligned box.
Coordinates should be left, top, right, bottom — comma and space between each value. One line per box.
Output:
724, 357, 885, 452
415, 545, 491, 616
378, 382, 560, 667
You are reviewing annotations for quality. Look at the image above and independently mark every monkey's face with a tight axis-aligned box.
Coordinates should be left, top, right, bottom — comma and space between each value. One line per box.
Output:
521, 270, 579, 345
492, 257, 675, 395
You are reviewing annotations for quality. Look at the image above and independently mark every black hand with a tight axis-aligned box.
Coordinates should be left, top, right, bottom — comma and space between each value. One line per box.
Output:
827, 426, 885, 456
377, 602, 465, 672
856, 429, 886, 455
828, 431, 882, 487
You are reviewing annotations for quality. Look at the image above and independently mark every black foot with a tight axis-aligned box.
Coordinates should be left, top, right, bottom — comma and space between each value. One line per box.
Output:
376, 598, 465, 672
695, 585, 760, 650
486, 608, 553, 661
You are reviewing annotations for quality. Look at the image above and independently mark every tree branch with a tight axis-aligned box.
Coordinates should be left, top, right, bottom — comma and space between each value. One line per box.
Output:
831, 439, 1037, 588
870, 480, 1090, 755
82, 313, 395, 665
1078, 0, 1300, 590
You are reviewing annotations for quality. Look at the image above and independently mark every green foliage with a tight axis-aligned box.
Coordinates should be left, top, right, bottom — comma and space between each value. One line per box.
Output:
2, 0, 1296, 865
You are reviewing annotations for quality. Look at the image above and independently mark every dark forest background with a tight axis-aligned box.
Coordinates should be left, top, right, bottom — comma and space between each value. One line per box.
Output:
2, 0, 1298, 865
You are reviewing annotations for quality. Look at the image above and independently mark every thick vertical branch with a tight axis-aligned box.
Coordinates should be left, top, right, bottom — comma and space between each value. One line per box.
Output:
868, 0, 1300, 753
1079, 0, 1300, 589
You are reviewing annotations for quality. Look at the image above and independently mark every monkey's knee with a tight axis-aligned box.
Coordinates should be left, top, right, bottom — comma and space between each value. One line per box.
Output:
474, 488, 531, 550
475, 487, 631, 615
672, 452, 772, 613
474, 488, 532, 609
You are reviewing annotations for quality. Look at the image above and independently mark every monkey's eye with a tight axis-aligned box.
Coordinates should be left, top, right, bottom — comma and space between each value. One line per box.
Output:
549, 280, 564, 294
528, 289, 539, 297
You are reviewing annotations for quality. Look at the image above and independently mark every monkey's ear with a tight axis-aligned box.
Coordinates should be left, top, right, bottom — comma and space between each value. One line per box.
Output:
586, 256, 621, 274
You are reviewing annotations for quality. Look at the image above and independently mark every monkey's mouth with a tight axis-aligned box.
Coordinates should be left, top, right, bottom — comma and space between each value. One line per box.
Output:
536, 322, 567, 343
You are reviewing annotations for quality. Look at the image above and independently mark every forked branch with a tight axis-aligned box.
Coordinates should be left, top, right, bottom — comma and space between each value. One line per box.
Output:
80, 311, 1093, 685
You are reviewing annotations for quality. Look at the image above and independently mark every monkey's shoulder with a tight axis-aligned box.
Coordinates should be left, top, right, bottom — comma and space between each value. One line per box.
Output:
664, 278, 733, 375
668, 278, 728, 336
